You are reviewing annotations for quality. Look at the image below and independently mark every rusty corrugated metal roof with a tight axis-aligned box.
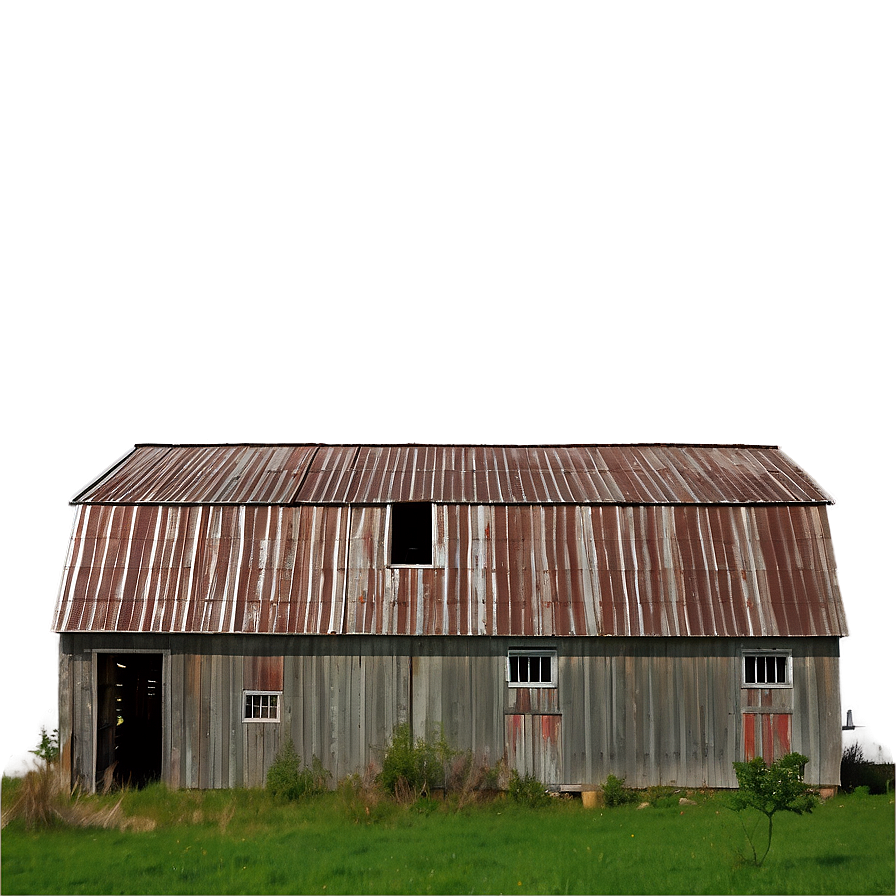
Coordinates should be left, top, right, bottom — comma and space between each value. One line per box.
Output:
73, 445, 318, 505
53, 502, 846, 638
73, 443, 833, 506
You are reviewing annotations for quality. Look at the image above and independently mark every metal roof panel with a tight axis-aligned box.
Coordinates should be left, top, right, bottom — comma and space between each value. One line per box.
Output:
54, 503, 846, 638
73, 444, 834, 506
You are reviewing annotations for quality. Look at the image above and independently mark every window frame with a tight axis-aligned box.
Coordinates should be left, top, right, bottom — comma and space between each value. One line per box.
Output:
742, 650, 792, 689
506, 649, 558, 689
243, 690, 282, 722
387, 502, 436, 568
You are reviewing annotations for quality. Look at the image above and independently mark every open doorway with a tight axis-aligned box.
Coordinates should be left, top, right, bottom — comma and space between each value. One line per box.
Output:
96, 653, 163, 789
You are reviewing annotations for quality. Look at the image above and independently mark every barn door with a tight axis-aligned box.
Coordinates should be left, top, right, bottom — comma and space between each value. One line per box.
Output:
505, 714, 562, 785
742, 712, 792, 763
96, 653, 163, 789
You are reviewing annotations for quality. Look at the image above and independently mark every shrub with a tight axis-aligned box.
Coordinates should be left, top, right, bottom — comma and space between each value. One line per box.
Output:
29, 727, 60, 765
602, 773, 637, 807
841, 742, 871, 792
730, 752, 818, 866
841, 743, 894, 794
508, 769, 550, 807
265, 738, 330, 801
377, 723, 450, 798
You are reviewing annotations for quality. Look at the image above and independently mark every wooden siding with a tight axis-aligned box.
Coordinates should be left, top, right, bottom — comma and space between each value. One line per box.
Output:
59, 634, 841, 792
506, 715, 563, 785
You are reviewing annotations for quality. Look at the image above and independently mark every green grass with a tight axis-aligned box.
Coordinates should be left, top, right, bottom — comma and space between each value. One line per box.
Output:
2, 780, 893, 894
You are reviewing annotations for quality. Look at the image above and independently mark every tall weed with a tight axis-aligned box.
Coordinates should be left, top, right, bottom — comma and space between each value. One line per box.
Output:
376, 723, 450, 797
602, 773, 638, 807
265, 738, 330, 801
3, 728, 68, 829
508, 769, 550, 807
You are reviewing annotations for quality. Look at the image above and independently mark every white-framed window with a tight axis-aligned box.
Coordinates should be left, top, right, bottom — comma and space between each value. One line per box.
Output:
742, 651, 792, 688
389, 502, 434, 566
507, 649, 557, 688
243, 690, 281, 722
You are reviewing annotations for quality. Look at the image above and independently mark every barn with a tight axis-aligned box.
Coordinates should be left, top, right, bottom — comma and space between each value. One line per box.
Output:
53, 443, 847, 793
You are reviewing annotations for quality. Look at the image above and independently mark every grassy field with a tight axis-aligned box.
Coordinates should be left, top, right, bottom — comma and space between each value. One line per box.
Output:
2, 779, 893, 895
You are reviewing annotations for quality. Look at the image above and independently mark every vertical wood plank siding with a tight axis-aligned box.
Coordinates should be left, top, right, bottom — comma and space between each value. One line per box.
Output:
59, 633, 841, 791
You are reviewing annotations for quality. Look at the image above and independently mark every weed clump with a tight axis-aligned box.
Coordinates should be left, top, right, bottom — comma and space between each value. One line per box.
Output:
508, 769, 550, 807
445, 751, 502, 810
3, 728, 69, 829
642, 785, 679, 809
602, 773, 638, 807
265, 738, 330, 801
376, 723, 451, 798
338, 765, 397, 823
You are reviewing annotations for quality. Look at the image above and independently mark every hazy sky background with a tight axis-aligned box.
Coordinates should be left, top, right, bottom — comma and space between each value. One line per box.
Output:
2, 2, 893, 775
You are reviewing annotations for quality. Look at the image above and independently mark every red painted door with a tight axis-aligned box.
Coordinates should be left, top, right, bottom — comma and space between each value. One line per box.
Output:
505, 714, 562, 785
743, 712, 792, 763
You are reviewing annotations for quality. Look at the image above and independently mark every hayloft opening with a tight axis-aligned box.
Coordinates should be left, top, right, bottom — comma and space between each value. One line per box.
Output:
390, 502, 433, 565
96, 653, 163, 789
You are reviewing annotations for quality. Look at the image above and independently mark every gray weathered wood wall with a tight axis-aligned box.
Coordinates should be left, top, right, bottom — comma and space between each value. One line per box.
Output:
58, 633, 841, 792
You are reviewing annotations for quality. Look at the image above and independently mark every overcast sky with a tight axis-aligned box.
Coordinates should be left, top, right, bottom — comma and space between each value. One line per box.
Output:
2, 2, 893, 776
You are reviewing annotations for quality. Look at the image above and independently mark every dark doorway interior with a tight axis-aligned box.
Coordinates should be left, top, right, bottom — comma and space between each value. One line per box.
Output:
390, 502, 433, 564
96, 653, 163, 788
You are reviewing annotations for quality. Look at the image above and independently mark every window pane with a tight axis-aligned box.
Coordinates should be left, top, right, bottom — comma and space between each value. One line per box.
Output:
744, 654, 789, 685
245, 692, 280, 720
508, 652, 555, 686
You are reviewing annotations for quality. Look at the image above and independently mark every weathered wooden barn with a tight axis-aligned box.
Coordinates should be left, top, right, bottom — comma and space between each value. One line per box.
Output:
53, 443, 847, 792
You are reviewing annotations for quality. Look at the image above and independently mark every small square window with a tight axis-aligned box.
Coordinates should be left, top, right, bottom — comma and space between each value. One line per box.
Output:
743, 652, 791, 687
507, 650, 557, 688
244, 690, 281, 721
389, 503, 433, 565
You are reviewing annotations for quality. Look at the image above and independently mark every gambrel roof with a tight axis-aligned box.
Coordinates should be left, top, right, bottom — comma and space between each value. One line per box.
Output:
54, 444, 846, 639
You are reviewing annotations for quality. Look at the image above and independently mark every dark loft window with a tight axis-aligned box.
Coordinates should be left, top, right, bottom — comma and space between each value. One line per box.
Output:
507, 650, 557, 687
743, 653, 790, 686
390, 503, 433, 565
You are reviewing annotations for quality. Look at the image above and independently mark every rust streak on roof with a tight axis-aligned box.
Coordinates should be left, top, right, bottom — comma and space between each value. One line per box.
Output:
53, 502, 846, 638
